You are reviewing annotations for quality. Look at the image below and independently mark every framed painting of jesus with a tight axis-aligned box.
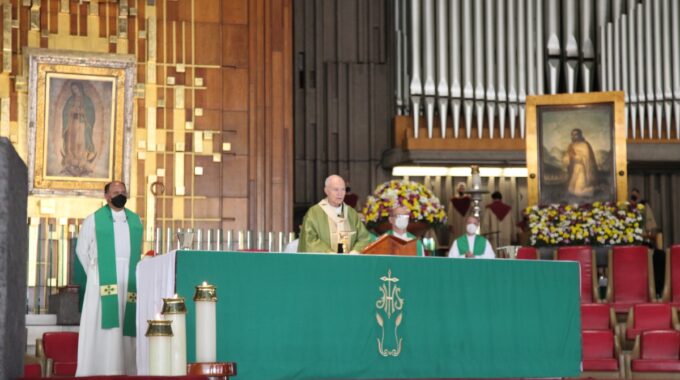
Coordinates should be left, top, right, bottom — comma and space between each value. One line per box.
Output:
525, 91, 628, 206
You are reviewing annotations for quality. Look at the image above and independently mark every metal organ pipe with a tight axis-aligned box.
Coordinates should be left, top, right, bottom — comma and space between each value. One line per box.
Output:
400, 0, 678, 141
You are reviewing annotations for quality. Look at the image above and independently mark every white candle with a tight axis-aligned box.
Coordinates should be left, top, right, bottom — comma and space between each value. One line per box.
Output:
194, 282, 217, 362
237, 231, 244, 250
162, 295, 187, 375
146, 318, 173, 375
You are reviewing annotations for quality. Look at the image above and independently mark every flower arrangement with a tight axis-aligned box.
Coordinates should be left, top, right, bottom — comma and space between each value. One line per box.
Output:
524, 201, 645, 246
361, 180, 447, 228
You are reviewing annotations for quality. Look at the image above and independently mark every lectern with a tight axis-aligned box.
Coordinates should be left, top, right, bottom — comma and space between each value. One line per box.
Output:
362, 234, 417, 256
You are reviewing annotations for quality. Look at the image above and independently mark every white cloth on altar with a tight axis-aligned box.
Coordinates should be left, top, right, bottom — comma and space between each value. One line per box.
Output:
135, 250, 177, 375
76, 209, 136, 376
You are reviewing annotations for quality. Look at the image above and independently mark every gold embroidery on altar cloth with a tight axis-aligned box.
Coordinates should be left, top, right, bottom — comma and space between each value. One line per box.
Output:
375, 269, 403, 357
127, 292, 137, 302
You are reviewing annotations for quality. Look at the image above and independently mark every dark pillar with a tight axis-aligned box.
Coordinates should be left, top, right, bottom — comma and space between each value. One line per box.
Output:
0, 138, 28, 380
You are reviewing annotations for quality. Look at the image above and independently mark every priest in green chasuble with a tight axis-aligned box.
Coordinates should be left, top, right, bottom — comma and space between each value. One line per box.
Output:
447, 215, 495, 259
298, 175, 372, 253
76, 181, 143, 375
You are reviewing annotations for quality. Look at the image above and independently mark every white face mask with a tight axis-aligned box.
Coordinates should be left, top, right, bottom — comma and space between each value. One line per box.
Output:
395, 215, 409, 230
466, 223, 478, 235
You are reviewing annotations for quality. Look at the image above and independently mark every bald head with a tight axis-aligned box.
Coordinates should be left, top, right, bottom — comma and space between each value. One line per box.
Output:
324, 175, 346, 207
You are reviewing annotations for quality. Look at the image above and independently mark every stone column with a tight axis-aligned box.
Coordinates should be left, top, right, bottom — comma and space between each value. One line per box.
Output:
0, 137, 28, 380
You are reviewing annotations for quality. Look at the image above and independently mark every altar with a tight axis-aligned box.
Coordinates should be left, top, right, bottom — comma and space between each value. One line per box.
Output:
137, 251, 581, 379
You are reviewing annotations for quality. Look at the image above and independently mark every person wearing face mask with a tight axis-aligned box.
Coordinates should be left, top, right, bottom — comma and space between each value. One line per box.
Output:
298, 175, 372, 253
75, 181, 143, 375
377, 206, 425, 256
447, 215, 495, 259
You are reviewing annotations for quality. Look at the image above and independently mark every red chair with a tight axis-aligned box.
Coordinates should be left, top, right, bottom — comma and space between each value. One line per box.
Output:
23, 360, 42, 377
556, 246, 600, 303
582, 303, 617, 331
42, 332, 78, 376
623, 303, 680, 344
515, 246, 538, 260
606, 246, 656, 314
627, 330, 680, 379
661, 244, 680, 307
580, 329, 624, 379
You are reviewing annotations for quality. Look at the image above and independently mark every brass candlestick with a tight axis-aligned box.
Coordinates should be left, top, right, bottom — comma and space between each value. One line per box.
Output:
193, 283, 217, 302
145, 319, 173, 337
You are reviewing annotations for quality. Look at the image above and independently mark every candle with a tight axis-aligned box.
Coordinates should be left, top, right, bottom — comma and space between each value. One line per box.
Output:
162, 295, 187, 375
193, 282, 217, 362
237, 231, 244, 250
278, 232, 284, 252
146, 318, 173, 375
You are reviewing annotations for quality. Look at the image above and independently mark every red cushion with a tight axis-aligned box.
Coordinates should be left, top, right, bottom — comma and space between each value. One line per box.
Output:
611, 246, 651, 304
640, 330, 680, 359
631, 359, 680, 372
582, 330, 615, 359
557, 246, 594, 303
42, 332, 78, 362
582, 358, 619, 371
515, 247, 537, 260
627, 303, 673, 340
581, 303, 612, 330
610, 301, 637, 314
53, 362, 77, 376
23, 363, 41, 377
671, 245, 680, 304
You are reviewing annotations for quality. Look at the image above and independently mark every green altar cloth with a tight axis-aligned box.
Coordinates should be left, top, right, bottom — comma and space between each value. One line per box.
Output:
176, 251, 581, 379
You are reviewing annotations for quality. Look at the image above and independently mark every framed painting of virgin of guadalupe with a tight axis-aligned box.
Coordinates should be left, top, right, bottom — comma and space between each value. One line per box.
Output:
525, 91, 628, 206
27, 49, 135, 195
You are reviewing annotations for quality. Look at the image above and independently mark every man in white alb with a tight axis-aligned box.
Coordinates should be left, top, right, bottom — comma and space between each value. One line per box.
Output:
76, 181, 143, 375
447, 215, 495, 259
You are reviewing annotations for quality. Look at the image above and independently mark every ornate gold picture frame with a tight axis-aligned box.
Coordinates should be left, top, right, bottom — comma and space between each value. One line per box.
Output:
27, 49, 135, 195
526, 91, 627, 206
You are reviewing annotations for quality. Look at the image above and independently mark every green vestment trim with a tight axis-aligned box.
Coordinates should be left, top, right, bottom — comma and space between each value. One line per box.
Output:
455, 234, 487, 256
94, 206, 143, 336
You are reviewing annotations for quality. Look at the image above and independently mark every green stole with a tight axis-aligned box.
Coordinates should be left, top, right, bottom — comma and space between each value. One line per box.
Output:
94, 206, 143, 337
386, 230, 424, 257
455, 234, 486, 256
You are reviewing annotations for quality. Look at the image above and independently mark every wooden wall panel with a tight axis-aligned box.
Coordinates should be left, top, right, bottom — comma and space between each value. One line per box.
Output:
193, 109, 221, 130
197, 68, 223, 110
195, 23, 222, 65
221, 197, 248, 230
179, 0, 221, 23
194, 156, 222, 197
222, 67, 248, 111
293, 0, 393, 221
222, 111, 248, 154
192, 198, 221, 219
222, 24, 248, 68
222, 0, 248, 25
221, 155, 248, 196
